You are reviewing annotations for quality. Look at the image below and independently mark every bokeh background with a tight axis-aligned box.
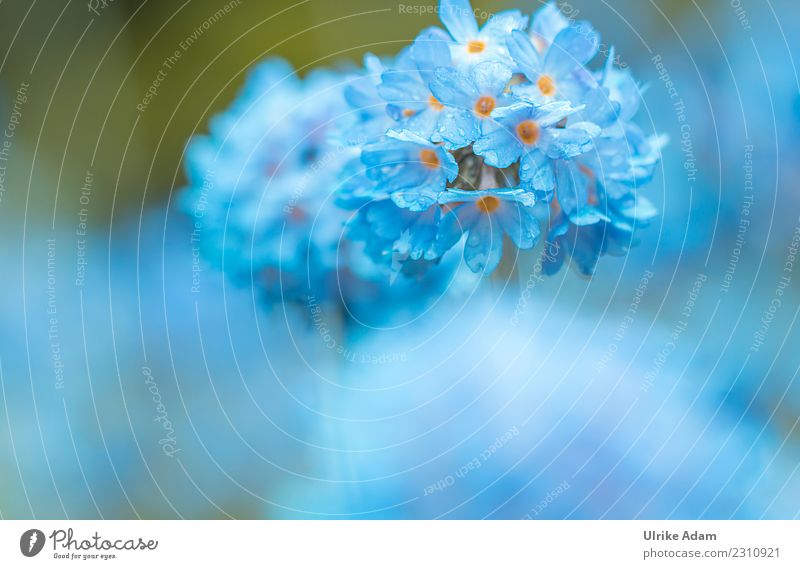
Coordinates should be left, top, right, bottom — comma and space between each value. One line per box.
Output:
1, 0, 799, 518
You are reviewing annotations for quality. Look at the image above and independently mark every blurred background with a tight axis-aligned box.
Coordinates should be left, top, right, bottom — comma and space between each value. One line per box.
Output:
0, 0, 799, 518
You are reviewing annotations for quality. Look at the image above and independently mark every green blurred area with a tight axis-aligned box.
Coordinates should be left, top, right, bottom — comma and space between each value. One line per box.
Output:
0, 0, 688, 228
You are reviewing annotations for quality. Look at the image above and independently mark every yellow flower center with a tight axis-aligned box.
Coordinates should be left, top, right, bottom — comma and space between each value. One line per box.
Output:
428, 94, 444, 111
402, 108, 416, 118
516, 120, 540, 145
474, 96, 496, 118
537, 75, 557, 97
467, 40, 486, 54
419, 149, 440, 169
476, 196, 501, 213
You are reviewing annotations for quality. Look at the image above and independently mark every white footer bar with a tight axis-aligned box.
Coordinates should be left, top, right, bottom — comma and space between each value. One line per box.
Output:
1, 521, 798, 567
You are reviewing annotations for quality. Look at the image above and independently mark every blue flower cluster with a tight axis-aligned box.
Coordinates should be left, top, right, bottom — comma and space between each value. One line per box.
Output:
182, 0, 665, 306
182, 59, 356, 303
340, 0, 664, 275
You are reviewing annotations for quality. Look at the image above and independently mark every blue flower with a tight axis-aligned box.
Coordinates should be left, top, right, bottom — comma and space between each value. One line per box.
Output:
183, 58, 372, 304
361, 129, 458, 211
474, 99, 599, 171
436, 189, 540, 273
543, 192, 657, 276
529, 1, 572, 51
340, 53, 394, 144
507, 23, 600, 103
598, 47, 641, 122
377, 29, 453, 141
429, 60, 513, 149
437, 0, 529, 68
350, 199, 444, 264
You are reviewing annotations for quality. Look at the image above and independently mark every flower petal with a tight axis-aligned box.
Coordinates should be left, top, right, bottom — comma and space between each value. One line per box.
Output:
569, 206, 610, 226
507, 30, 542, 81
480, 10, 529, 40
473, 121, 522, 167
439, 0, 479, 42
390, 183, 443, 212
411, 27, 453, 83
544, 21, 600, 76
498, 202, 541, 249
543, 121, 600, 159
378, 70, 430, 107
471, 60, 513, 95
519, 148, 555, 194
531, 1, 571, 47
464, 214, 503, 273
430, 66, 478, 108
435, 107, 480, 149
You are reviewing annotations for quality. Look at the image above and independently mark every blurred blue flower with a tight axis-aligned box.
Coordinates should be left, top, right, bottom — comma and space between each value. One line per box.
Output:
183, 59, 351, 301
270, 295, 800, 519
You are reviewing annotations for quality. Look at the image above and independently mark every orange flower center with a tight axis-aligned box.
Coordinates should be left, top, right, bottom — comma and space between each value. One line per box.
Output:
402, 108, 416, 118
476, 196, 501, 213
474, 96, 496, 118
419, 149, 440, 169
516, 120, 540, 145
537, 75, 557, 97
428, 94, 444, 111
467, 39, 486, 54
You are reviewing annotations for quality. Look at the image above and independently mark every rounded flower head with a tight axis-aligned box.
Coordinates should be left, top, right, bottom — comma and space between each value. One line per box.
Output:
333, 1, 662, 277
349, 0, 661, 279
